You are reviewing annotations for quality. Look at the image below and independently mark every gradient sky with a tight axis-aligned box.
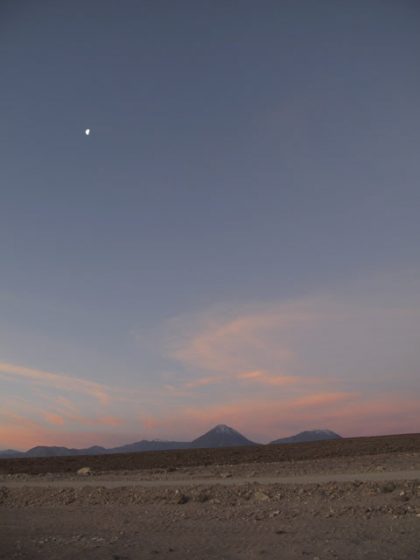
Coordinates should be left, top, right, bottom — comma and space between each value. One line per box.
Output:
1, 1, 420, 450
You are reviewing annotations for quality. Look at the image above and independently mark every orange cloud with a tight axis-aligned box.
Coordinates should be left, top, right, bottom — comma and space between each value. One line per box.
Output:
136, 391, 420, 443
171, 305, 313, 375
42, 412, 65, 425
99, 416, 124, 427
292, 392, 356, 408
44, 411, 121, 427
0, 362, 110, 404
236, 369, 305, 386
184, 376, 224, 388
1, 391, 419, 450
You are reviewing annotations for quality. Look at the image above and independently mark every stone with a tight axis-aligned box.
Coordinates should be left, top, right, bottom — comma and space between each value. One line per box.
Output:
196, 492, 209, 503
176, 493, 189, 504
77, 467, 93, 476
254, 491, 270, 502
380, 482, 396, 493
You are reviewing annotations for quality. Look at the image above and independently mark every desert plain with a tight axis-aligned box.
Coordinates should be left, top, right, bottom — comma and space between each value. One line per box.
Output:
1, 433, 420, 560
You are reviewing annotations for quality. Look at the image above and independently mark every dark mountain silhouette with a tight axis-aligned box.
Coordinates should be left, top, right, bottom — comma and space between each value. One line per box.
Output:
270, 429, 342, 444
0, 449, 24, 458
25, 445, 108, 458
0, 426, 342, 458
191, 424, 256, 448
110, 440, 190, 454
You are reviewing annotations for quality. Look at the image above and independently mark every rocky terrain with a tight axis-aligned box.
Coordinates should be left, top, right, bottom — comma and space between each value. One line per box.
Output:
1, 433, 420, 559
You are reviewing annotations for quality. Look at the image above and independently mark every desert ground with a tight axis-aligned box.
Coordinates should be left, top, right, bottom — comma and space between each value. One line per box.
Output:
1, 434, 420, 559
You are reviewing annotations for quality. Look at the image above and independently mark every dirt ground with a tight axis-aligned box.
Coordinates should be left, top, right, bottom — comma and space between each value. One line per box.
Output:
1, 436, 420, 559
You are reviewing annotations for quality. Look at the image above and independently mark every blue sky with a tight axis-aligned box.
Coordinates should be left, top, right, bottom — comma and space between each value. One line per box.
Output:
1, 1, 420, 449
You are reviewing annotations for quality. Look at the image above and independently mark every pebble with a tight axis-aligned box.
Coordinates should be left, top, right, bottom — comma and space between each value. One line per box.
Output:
76, 467, 92, 476
380, 482, 396, 493
176, 493, 189, 504
269, 510, 280, 518
254, 491, 270, 502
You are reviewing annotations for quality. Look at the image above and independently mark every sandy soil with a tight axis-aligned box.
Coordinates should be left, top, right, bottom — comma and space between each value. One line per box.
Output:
1, 448, 420, 559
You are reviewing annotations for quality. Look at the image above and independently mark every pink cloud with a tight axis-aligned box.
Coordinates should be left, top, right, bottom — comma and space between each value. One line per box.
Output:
0, 361, 110, 405
1, 391, 419, 450
171, 306, 313, 375
42, 412, 65, 425
235, 369, 313, 386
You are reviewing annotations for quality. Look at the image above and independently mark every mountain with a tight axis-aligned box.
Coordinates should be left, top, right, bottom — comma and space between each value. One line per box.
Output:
191, 424, 257, 448
83, 445, 108, 455
25, 445, 108, 458
270, 429, 342, 445
111, 440, 190, 454
26, 446, 77, 457
1, 425, 342, 459
0, 449, 24, 458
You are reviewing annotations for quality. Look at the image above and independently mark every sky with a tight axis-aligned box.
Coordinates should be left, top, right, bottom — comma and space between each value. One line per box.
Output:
1, 0, 420, 450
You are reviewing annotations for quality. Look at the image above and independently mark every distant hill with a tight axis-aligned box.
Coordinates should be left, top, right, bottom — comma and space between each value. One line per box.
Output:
0, 449, 24, 458
25, 445, 108, 458
270, 429, 342, 444
191, 424, 256, 448
0, 426, 343, 458
110, 440, 190, 454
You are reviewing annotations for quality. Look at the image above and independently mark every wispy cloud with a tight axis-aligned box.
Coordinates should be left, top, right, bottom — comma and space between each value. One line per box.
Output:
236, 369, 311, 386
0, 362, 110, 404
42, 412, 65, 425
170, 306, 310, 375
128, 391, 420, 443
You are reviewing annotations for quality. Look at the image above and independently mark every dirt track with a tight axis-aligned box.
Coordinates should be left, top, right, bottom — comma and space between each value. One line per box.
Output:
1, 436, 420, 559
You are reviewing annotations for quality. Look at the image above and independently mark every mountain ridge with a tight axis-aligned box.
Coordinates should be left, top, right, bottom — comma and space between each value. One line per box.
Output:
0, 426, 342, 458
270, 429, 342, 445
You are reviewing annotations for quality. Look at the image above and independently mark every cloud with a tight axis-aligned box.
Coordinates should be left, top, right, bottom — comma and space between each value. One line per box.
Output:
0, 362, 110, 404
235, 369, 312, 386
183, 370, 311, 389
2, 272, 420, 449
165, 290, 420, 400
42, 412, 65, 425
184, 375, 225, 388
169, 303, 314, 375
127, 391, 420, 443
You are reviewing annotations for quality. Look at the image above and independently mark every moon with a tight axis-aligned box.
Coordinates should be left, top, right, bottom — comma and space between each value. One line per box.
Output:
85, 128, 91, 136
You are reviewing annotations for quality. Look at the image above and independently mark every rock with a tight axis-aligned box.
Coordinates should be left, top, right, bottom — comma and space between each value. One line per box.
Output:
380, 482, 396, 493
220, 472, 232, 478
254, 491, 270, 502
195, 492, 209, 503
77, 467, 92, 476
176, 493, 189, 504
